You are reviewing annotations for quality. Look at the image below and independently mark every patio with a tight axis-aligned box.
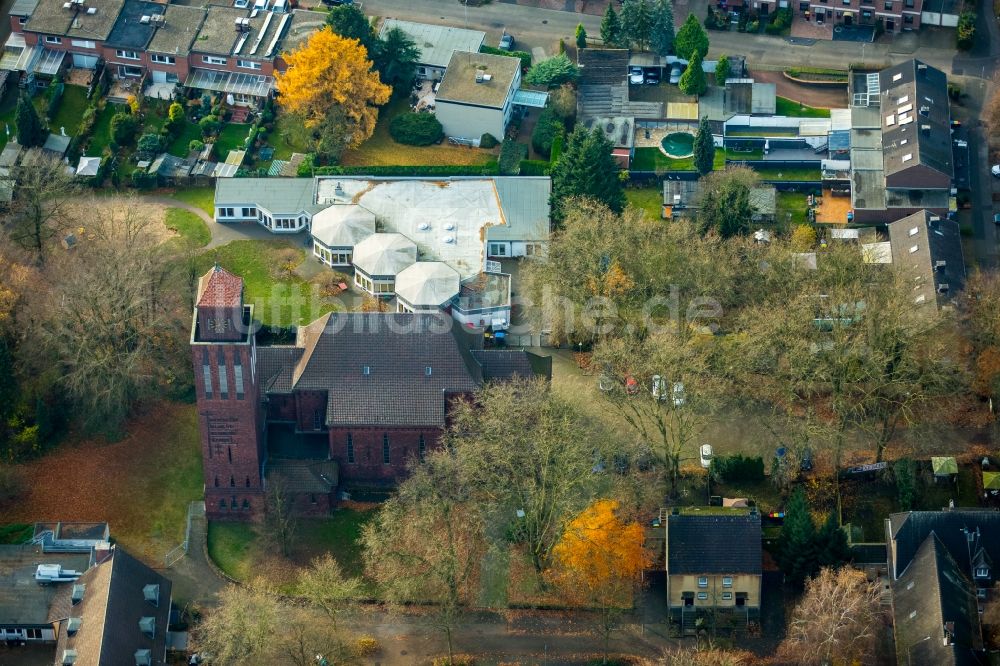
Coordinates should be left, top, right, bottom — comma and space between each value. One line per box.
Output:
64, 67, 96, 87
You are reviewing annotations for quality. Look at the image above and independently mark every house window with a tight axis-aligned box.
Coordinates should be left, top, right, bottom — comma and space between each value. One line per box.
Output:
419, 434, 426, 461
231, 496, 237, 509
214, 476, 219, 487
903, 14, 913, 22
228, 446, 232, 463
722, 577, 733, 587
904, 0, 913, 5
311, 493, 317, 504
115, 49, 139, 60
722, 592, 733, 600
697, 592, 708, 600
217, 349, 229, 399
71, 39, 95, 48
241, 207, 256, 218
119, 65, 142, 78
977, 567, 990, 578
219, 499, 226, 511
151, 54, 175, 64
347, 432, 355, 463
237, 59, 262, 70
218, 207, 235, 218
883, 0, 891, 8
375, 281, 394, 294
242, 499, 250, 510
203, 55, 227, 65
45, 36, 62, 44
245, 476, 251, 487
18, 17, 27, 24
234, 359, 244, 400
697, 577, 708, 588
383, 433, 390, 464
201, 349, 212, 399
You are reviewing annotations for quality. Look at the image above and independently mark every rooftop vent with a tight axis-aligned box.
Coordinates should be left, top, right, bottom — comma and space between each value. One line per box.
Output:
417, 222, 430, 231
36, 564, 83, 584
139, 15, 151, 23
443, 235, 455, 244
138, 616, 155, 639
149, 14, 165, 26
67, 617, 81, 635
334, 182, 344, 197
444, 222, 455, 231
63, 2, 71, 8
937, 283, 950, 293
935, 260, 947, 271
62, 650, 77, 666
143, 583, 159, 607
920, 124, 931, 134
234, 17, 251, 31
135, 650, 152, 666
71, 583, 85, 604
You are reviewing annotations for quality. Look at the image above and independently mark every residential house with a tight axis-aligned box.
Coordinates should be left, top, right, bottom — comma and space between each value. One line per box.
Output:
434, 51, 521, 142
144, 4, 205, 87
802, 0, 923, 33
377, 19, 485, 82
576, 49, 663, 136
665, 509, 762, 634
886, 509, 1000, 665
887, 210, 966, 312
191, 265, 551, 519
214, 176, 316, 231
16, 0, 124, 85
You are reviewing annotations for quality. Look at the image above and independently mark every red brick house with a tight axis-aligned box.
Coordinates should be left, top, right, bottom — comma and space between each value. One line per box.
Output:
191, 266, 549, 520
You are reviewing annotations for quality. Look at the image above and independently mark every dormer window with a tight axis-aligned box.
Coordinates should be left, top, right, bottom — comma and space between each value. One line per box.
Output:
71, 583, 85, 605
67, 617, 81, 635
139, 616, 155, 639
363, 365, 371, 376
425, 366, 432, 376
976, 566, 990, 578
143, 583, 160, 606
135, 649, 152, 666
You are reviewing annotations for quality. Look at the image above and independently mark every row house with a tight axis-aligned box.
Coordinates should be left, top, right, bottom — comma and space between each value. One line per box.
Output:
803, 0, 923, 32
3, 0, 325, 105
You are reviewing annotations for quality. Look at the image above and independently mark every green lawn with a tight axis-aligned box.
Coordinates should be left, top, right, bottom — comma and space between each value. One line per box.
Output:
207, 521, 256, 581
195, 240, 340, 326
270, 112, 312, 161
0, 524, 33, 544
776, 191, 811, 228
775, 96, 832, 119
47, 85, 90, 136
632, 146, 726, 172
85, 104, 122, 157
625, 187, 663, 220
215, 123, 252, 157
169, 187, 215, 217
165, 208, 211, 248
166, 121, 203, 158
754, 166, 822, 182
726, 128, 800, 138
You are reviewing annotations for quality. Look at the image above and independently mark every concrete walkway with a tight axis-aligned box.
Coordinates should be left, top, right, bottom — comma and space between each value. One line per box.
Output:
162, 502, 227, 607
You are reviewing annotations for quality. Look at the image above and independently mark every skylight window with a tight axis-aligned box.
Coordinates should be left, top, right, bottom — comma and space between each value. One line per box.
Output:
893, 73, 903, 82
909, 245, 918, 253
908, 227, 919, 236
915, 294, 926, 304
902, 153, 913, 162
897, 95, 909, 103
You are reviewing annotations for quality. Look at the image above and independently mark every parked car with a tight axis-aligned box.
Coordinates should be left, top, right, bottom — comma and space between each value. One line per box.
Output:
652, 374, 666, 400
699, 444, 714, 469
625, 374, 639, 395
672, 382, 685, 407
992, 164, 1000, 178
994, 213, 1000, 225
645, 70, 660, 85
669, 63, 683, 85
499, 31, 515, 50
629, 67, 645, 85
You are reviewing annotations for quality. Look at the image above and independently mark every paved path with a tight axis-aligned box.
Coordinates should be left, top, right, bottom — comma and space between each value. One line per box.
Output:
140, 195, 305, 249
750, 70, 849, 109
161, 502, 227, 607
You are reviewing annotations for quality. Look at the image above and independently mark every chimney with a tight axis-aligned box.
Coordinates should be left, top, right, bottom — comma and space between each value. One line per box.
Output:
935, 260, 947, 271
93, 542, 112, 565
921, 124, 931, 135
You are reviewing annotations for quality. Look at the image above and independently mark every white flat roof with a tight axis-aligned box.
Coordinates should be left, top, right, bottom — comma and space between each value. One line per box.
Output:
378, 19, 486, 70
395, 261, 461, 307
311, 204, 376, 249
316, 178, 505, 280
352, 233, 417, 277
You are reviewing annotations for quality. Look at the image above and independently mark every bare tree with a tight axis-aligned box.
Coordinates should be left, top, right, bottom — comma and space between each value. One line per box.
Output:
280, 606, 341, 666
4, 148, 78, 265
264, 474, 297, 557
362, 452, 485, 664
193, 581, 280, 664
658, 647, 757, 666
778, 567, 881, 666
297, 553, 364, 634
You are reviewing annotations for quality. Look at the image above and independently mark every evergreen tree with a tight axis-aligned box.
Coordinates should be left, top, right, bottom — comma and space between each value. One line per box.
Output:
816, 512, 852, 569
620, 0, 653, 50
326, 4, 376, 54
15, 93, 45, 148
600, 4, 622, 47
650, 0, 675, 57
693, 115, 715, 176
776, 487, 818, 587
549, 126, 625, 225
678, 51, 707, 96
576, 23, 588, 49
374, 27, 420, 96
675, 13, 709, 60
714, 54, 731, 85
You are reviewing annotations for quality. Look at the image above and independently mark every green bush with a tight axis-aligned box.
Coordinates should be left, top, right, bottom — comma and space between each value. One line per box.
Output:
136, 133, 162, 155
549, 132, 565, 164
110, 112, 139, 146
388, 111, 444, 146
199, 114, 221, 138
479, 45, 532, 71
189, 139, 206, 154
530, 108, 564, 158
957, 11, 975, 50
710, 454, 765, 483
764, 8, 792, 34
498, 138, 526, 175
46, 82, 64, 119
480, 133, 499, 149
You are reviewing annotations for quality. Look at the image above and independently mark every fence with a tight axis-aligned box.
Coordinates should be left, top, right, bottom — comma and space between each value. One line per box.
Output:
164, 501, 205, 568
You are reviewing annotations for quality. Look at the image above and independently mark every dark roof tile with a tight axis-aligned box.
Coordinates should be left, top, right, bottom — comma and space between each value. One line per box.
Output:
667, 513, 762, 575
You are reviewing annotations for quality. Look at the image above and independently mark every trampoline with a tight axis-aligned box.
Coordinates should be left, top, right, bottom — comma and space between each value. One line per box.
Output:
660, 132, 695, 158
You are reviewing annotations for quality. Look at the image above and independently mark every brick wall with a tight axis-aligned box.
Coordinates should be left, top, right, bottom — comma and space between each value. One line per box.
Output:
267, 394, 296, 422
294, 391, 328, 432
328, 427, 440, 483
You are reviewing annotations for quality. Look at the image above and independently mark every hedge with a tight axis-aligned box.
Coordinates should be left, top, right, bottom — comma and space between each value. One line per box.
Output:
498, 138, 526, 175
389, 112, 444, 146
312, 162, 500, 177
519, 159, 550, 176
710, 454, 765, 484
957, 11, 975, 50
479, 46, 532, 71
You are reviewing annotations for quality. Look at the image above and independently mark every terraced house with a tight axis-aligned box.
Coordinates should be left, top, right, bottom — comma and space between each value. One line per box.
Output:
1, 0, 325, 104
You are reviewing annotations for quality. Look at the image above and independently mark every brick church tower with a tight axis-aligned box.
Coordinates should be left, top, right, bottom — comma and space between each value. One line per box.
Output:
190, 265, 264, 520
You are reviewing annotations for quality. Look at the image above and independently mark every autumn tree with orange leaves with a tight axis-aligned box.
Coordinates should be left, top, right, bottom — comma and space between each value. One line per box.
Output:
275, 27, 390, 163
549, 499, 650, 664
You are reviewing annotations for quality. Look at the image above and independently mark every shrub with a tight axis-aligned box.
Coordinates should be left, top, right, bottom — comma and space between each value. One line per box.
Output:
710, 454, 765, 483
136, 133, 161, 155
110, 112, 139, 146
479, 45, 531, 71
168, 101, 185, 123
313, 163, 500, 177
125, 94, 140, 115
355, 636, 380, 656
480, 133, 499, 149
894, 458, 918, 511
199, 114, 221, 137
189, 139, 206, 154
957, 11, 975, 50
530, 107, 564, 158
46, 82, 64, 119
389, 111, 444, 146
519, 159, 550, 175
498, 138, 526, 175
549, 131, 565, 164
764, 8, 792, 35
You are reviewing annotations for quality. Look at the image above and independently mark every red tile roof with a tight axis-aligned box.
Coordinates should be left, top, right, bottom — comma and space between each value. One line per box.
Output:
196, 264, 243, 308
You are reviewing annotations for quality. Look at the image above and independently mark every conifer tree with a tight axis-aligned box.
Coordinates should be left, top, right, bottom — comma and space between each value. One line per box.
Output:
674, 12, 709, 60
816, 512, 852, 569
693, 115, 715, 176
549, 126, 625, 225
776, 486, 818, 587
650, 0, 676, 56
678, 51, 707, 96
600, 4, 622, 47
576, 23, 588, 49
15, 93, 45, 148
620, 0, 653, 50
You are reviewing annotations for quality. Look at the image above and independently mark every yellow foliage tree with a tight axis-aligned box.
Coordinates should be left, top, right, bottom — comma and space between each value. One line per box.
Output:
275, 27, 390, 147
549, 499, 650, 661
790, 224, 817, 252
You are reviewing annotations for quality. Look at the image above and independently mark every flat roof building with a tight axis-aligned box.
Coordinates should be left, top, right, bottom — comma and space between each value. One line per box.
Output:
378, 19, 485, 80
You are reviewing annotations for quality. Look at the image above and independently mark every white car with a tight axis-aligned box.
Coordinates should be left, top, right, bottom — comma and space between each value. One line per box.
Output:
992, 164, 1000, 178
700, 444, 714, 469
652, 375, 666, 400
629, 67, 645, 85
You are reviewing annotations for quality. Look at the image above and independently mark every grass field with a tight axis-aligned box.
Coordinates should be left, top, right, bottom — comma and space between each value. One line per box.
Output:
47, 85, 90, 135
0, 402, 202, 563
625, 187, 663, 220
776, 191, 810, 228
207, 521, 256, 581
165, 208, 211, 247
194, 240, 340, 326
166, 121, 203, 158
755, 166, 822, 182
775, 96, 832, 119
340, 99, 495, 167
632, 146, 726, 172
85, 104, 121, 157
215, 123, 252, 157
169, 187, 215, 217
0, 523, 33, 544
270, 112, 312, 161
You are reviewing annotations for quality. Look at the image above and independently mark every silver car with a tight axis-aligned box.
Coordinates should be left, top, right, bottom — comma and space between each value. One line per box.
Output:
669, 63, 683, 85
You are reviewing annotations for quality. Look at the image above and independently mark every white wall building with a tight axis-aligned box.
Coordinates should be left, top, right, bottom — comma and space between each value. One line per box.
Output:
434, 51, 521, 142
377, 20, 485, 82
